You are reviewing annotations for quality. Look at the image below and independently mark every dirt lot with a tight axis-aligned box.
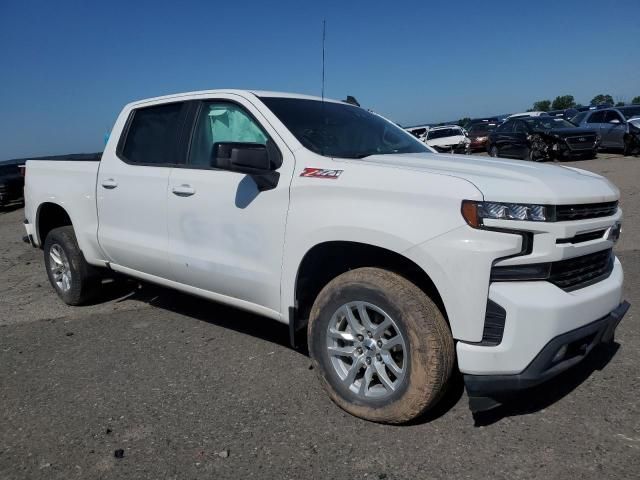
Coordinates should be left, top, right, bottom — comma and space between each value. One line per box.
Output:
1, 153, 639, 479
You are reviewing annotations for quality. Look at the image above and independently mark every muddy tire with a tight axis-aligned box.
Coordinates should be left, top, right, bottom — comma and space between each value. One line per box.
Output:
43, 226, 100, 305
308, 267, 455, 424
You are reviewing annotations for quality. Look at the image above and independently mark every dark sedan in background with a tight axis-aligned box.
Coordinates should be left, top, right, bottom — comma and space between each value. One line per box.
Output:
570, 106, 640, 154
0, 161, 25, 207
487, 117, 599, 161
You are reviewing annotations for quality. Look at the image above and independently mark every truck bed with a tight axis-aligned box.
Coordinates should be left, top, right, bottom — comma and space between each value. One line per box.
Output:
24, 158, 102, 261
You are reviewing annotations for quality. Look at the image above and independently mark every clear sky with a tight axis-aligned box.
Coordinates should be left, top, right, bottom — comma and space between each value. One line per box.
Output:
1, 0, 639, 159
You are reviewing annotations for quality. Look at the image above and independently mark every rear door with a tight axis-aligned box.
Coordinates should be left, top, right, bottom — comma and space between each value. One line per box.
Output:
601, 110, 626, 148
97, 101, 190, 278
166, 95, 294, 314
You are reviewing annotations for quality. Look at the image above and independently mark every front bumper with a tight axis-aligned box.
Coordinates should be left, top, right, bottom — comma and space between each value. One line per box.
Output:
432, 143, 470, 154
464, 300, 629, 411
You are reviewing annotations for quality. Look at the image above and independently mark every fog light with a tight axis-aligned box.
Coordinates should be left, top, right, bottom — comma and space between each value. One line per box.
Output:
552, 344, 568, 363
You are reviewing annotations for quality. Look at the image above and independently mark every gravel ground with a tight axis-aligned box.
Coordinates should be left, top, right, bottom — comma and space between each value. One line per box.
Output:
1, 153, 639, 479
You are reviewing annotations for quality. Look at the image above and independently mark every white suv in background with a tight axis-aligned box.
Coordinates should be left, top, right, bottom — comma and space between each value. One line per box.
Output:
422, 125, 471, 154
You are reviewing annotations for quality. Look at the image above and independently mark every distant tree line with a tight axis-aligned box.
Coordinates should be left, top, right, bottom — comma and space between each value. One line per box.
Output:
530, 94, 640, 112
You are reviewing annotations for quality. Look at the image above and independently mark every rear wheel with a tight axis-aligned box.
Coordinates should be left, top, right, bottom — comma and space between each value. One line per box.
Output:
43, 226, 100, 305
308, 267, 454, 424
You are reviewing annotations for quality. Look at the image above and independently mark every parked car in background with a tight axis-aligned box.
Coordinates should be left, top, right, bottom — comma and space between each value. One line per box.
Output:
617, 105, 640, 123
624, 122, 640, 156
487, 116, 599, 161
466, 122, 498, 152
463, 117, 501, 129
405, 125, 429, 141
0, 160, 25, 207
507, 111, 548, 119
424, 125, 470, 153
570, 108, 629, 151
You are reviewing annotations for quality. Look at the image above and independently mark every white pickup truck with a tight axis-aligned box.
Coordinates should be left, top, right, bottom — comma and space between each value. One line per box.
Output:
23, 90, 628, 423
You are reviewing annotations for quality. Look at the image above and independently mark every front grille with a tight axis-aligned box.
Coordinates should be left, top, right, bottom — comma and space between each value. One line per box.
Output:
549, 249, 613, 291
555, 201, 618, 221
491, 248, 614, 291
556, 229, 607, 244
565, 134, 597, 151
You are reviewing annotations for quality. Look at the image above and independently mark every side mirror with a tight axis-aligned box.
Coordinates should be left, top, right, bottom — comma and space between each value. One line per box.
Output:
213, 142, 280, 191
609, 118, 621, 125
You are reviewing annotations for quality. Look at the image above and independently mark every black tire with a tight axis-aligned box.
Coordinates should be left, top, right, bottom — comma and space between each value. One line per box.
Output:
43, 226, 100, 305
308, 267, 455, 424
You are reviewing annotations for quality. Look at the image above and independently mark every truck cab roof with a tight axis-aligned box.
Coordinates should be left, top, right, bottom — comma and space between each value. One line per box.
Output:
126, 89, 347, 109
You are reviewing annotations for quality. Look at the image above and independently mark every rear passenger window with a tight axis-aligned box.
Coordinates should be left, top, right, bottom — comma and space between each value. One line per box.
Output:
121, 102, 185, 164
587, 111, 605, 123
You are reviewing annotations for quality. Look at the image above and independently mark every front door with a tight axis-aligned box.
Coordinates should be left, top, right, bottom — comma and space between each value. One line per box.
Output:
166, 96, 294, 315
601, 110, 626, 148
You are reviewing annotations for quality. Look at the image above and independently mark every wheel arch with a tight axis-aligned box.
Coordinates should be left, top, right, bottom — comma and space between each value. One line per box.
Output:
290, 241, 449, 344
36, 202, 74, 247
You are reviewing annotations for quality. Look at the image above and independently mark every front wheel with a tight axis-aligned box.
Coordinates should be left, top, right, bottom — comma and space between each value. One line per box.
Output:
308, 268, 454, 424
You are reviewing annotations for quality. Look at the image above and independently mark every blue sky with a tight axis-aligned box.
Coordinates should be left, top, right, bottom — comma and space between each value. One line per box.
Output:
1, 0, 639, 159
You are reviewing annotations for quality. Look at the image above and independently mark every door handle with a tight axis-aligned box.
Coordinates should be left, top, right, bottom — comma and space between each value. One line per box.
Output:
172, 184, 196, 197
101, 178, 118, 189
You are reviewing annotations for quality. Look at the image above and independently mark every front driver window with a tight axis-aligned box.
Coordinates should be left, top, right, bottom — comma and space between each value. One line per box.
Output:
189, 102, 268, 168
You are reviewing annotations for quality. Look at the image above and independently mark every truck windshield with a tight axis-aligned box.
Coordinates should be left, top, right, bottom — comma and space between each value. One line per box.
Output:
260, 97, 430, 159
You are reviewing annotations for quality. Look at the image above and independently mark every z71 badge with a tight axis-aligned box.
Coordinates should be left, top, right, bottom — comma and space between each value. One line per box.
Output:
300, 168, 343, 179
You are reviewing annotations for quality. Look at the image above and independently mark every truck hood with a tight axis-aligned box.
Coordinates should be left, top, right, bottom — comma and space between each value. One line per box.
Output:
357, 152, 619, 204
533, 127, 597, 138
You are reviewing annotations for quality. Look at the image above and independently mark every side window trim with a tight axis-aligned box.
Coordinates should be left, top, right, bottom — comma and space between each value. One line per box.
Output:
180, 99, 282, 171
115, 101, 190, 167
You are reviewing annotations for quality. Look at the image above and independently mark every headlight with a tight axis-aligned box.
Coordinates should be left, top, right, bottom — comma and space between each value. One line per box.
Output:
475, 136, 487, 142
461, 200, 548, 227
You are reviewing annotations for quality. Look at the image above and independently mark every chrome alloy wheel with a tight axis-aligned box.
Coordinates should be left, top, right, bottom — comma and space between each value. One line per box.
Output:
49, 244, 72, 292
325, 301, 407, 399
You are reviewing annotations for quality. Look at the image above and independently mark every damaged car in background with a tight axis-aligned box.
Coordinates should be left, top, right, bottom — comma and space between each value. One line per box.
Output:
624, 121, 640, 156
0, 160, 25, 207
487, 116, 599, 161
407, 125, 470, 154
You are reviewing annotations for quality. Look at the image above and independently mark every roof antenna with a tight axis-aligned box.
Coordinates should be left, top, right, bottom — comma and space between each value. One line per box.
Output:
321, 19, 326, 156
321, 19, 326, 102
